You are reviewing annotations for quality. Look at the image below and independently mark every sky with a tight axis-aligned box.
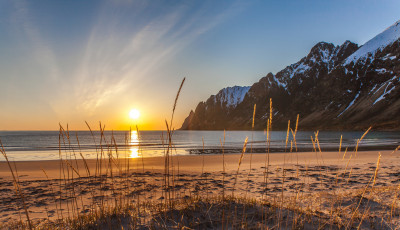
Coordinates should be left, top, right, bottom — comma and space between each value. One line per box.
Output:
0, 0, 399, 131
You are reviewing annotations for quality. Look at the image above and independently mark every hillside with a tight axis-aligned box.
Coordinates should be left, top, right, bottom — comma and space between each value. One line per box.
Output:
181, 20, 400, 131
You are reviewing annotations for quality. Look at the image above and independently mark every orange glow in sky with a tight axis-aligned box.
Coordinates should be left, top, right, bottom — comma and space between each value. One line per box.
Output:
1, 1, 398, 131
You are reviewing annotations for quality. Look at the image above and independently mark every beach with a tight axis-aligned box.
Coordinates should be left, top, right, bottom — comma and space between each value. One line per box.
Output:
1, 150, 400, 228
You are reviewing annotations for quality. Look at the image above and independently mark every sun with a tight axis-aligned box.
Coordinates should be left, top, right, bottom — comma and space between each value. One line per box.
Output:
129, 109, 140, 120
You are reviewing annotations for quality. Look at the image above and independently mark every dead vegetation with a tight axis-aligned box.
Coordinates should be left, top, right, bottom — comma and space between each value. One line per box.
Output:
1, 78, 400, 229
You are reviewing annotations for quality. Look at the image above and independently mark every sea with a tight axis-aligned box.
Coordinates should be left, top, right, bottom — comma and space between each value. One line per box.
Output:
0, 130, 399, 161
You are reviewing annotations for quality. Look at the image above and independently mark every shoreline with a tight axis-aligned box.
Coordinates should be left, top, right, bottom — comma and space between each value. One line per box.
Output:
1, 144, 398, 162
187, 144, 400, 154
0, 150, 397, 179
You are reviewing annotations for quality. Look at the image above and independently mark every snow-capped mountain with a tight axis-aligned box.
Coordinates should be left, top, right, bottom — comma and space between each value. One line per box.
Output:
181, 20, 400, 131
344, 20, 400, 65
212, 86, 251, 108
180, 86, 251, 130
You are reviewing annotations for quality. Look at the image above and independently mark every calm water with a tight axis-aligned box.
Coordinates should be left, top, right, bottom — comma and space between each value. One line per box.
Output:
0, 130, 399, 161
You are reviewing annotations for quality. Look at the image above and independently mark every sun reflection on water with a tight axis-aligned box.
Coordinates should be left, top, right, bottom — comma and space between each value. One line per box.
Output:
130, 148, 140, 158
129, 130, 141, 158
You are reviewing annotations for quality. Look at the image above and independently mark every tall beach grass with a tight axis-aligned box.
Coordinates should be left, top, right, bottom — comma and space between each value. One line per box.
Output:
0, 79, 399, 229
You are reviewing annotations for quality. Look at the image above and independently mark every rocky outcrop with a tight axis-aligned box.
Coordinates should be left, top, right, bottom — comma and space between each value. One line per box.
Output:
181, 20, 400, 131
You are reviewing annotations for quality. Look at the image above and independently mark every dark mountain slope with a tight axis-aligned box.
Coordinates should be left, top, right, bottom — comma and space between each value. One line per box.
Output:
181, 21, 400, 131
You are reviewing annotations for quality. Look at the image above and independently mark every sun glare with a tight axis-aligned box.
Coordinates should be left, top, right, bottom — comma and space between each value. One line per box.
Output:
129, 109, 140, 120
129, 130, 140, 158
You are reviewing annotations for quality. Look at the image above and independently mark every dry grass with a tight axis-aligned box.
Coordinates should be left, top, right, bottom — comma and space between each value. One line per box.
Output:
1, 80, 399, 229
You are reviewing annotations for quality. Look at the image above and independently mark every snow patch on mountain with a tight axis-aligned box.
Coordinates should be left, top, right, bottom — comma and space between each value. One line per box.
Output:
337, 91, 361, 117
214, 86, 251, 108
375, 68, 388, 74
309, 44, 333, 64
288, 63, 311, 79
382, 54, 397, 61
373, 76, 398, 105
278, 41, 357, 82
267, 73, 287, 88
344, 20, 400, 65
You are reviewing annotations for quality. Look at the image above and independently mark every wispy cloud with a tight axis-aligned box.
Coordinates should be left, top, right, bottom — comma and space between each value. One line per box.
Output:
12, 0, 59, 81
74, 0, 243, 115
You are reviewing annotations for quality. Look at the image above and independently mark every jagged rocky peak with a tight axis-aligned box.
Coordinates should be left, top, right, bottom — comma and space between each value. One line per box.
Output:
211, 85, 251, 108
307, 42, 336, 63
254, 73, 283, 88
335, 40, 359, 62
276, 40, 358, 85
306, 41, 359, 68
248, 72, 287, 96
344, 20, 400, 65
264, 72, 285, 87
274, 40, 358, 99
181, 19, 400, 131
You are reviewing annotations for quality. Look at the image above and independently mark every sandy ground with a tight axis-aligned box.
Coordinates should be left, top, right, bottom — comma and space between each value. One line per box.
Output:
1, 150, 400, 226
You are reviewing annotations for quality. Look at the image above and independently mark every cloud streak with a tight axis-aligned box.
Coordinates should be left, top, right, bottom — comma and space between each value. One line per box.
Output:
12, 0, 59, 82
73, 0, 242, 115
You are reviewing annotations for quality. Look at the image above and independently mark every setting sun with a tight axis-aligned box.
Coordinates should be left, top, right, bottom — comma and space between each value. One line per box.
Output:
129, 109, 140, 120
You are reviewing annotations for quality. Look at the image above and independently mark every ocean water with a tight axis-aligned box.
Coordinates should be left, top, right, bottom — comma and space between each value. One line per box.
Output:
0, 130, 399, 161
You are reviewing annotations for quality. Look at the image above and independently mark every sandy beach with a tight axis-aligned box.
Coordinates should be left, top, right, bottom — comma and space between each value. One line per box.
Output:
1, 150, 400, 228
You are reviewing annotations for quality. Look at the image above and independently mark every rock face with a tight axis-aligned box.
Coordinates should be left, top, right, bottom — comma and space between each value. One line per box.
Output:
181, 20, 400, 131
182, 86, 250, 130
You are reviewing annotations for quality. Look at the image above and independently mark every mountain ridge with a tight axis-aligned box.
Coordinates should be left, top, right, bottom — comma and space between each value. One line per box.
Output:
181, 20, 400, 131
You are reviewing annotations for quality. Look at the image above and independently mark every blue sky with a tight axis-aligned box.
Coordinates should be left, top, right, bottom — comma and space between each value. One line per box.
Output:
0, 0, 399, 130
